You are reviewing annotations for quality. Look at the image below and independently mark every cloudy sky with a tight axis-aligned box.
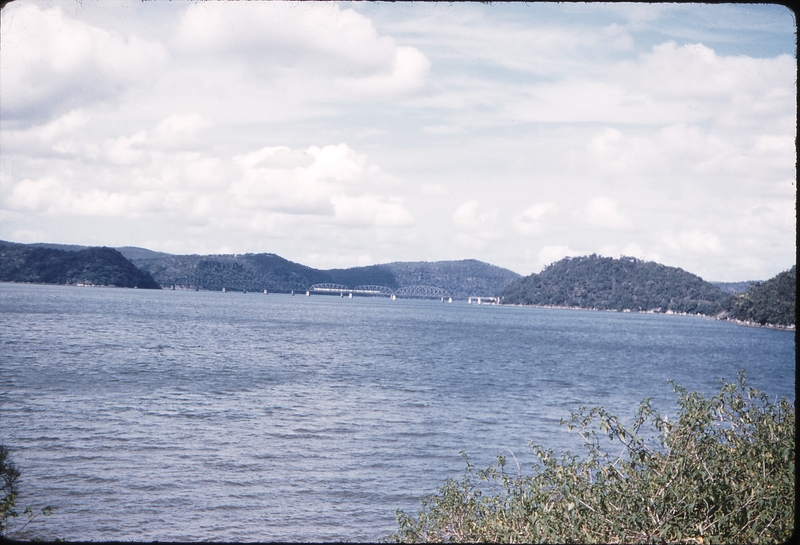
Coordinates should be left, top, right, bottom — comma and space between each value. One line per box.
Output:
0, 1, 795, 281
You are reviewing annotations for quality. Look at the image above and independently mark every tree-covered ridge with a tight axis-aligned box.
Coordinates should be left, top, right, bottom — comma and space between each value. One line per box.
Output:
133, 252, 332, 293
501, 255, 727, 315
129, 252, 519, 297
0, 242, 160, 289
381, 260, 520, 298
720, 265, 795, 327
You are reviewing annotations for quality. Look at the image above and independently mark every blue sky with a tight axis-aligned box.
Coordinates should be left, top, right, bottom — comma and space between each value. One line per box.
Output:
0, 1, 795, 281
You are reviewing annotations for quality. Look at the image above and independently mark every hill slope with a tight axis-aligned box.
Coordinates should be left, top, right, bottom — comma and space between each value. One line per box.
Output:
719, 266, 795, 327
131, 252, 331, 292
127, 251, 519, 297
380, 260, 520, 298
710, 281, 757, 294
501, 255, 727, 315
0, 242, 160, 289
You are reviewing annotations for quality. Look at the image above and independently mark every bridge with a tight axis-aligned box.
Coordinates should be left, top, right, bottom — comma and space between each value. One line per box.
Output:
219, 282, 498, 302
307, 283, 453, 301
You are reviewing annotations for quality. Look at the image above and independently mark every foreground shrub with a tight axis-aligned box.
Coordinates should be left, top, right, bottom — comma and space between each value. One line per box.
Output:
0, 444, 56, 539
391, 372, 794, 543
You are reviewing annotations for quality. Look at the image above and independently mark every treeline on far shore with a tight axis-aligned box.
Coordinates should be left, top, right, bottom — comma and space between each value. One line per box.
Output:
500, 255, 795, 328
717, 265, 795, 328
0, 240, 794, 329
0, 242, 159, 289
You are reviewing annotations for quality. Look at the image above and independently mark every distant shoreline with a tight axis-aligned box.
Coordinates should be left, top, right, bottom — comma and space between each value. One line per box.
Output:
502, 302, 795, 331
2, 281, 794, 331
1, 280, 143, 289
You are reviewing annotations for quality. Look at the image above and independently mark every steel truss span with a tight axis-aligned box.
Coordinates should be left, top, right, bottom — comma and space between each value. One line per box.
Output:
352, 285, 395, 296
396, 285, 450, 298
310, 283, 351, 293
308, 283, 453, 299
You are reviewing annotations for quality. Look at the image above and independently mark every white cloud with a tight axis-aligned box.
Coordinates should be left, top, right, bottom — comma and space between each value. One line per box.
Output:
538, 245, 582, 268
661, 230, 724, 254
452, 200, 504, 251
513, 202, 558, 236
584, 197, 632, 230
230, 143, 408, 218
335, 46, 430, 96
3, 137, 412, 231
419, 184, 449, 197
452, 199, 497, 232
149, 114, 211, 150
331, 194, 414, 227
0, 3, 794, 278
305, 144, 367, 184
6, 176, 163, 218
173, 1, 429, 98
0, 3, 167, 121
102, 130, 148, 166
34, 110, 89, 142
9, 229, 47, 243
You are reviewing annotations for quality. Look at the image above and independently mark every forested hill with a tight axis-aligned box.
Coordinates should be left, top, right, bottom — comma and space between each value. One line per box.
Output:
719, 265, 796, 328
501, 255, 727, 315
0, 241, 160, 289
380, 260, 520, 298
128, 251, 519, 297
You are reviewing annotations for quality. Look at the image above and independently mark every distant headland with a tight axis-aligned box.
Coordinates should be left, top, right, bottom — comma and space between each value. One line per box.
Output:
0, 240, 794, 329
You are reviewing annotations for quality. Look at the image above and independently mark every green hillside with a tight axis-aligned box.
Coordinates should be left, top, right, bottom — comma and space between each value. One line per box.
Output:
720, 265, 795, 327
127, 251, 519, 297
381, 260, 520, 298
0, 242, 160, 289
133, 252, 331, 293
501, 255, 727, 315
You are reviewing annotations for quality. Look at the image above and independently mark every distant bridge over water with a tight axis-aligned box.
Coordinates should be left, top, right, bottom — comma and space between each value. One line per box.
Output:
308, 283, 453, 300
218, 282, 499, 303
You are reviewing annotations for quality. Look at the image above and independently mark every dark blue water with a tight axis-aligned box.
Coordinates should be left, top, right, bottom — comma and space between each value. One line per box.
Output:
0, 283, 794, 541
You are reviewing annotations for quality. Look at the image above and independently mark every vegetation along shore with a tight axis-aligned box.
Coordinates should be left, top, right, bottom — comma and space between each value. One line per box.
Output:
391, 373, 794, 543
0, 240, 794, 330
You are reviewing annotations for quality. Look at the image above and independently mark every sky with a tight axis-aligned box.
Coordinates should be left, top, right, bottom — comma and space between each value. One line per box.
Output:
0, 1, 795, 281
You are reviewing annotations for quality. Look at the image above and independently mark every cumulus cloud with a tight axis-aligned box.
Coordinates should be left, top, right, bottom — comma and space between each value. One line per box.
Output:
0, 2, 793, 277
584, 197, 632, 230
6, 176, 163, 218
513, 202, 558, 236
173, 1, 429, 97
451, 199, 504, 251
3, 135, 413, 231
453, 199, 495, 231
331, 194, 414, 227
335, 46, 430, 96
661, 230, 724, 254
492, 38, 795, 130
149, 114, 211, 150
33, 110, 89, 143
538, 245, 582, 268
0, 3, 167, 121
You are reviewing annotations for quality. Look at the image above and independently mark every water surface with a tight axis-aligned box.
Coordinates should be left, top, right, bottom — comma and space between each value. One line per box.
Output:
1, 283, 794, 541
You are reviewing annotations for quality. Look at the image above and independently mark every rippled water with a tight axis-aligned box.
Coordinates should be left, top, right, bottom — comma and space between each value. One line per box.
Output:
0, 283, 794, 541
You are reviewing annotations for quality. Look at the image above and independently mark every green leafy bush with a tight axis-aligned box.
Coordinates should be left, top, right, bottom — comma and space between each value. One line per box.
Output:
0, 445, 56, 539
392, 372, 794, 543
